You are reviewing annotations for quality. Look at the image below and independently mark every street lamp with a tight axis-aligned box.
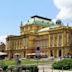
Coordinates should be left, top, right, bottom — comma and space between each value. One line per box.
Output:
25, 46, 28, 58
35, 47, 45, 72
41, 52, 45, 72
35, 47, 41, 67
14, 53, 21, 65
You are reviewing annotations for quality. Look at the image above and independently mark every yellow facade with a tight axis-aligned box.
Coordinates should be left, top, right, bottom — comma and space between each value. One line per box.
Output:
6, 16, 72, 58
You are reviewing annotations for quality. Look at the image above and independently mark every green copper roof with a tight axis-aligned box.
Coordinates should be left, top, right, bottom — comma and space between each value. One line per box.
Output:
24, 17, 55, 27
23, 16, 63, 27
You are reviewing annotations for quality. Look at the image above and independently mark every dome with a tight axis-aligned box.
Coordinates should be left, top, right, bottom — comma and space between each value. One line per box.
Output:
56, 19, 62, 25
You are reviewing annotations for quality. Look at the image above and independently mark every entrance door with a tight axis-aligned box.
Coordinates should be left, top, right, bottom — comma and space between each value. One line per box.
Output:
59, 49, 61, 57
50, 50, 53, 57
24, 51, 26, 57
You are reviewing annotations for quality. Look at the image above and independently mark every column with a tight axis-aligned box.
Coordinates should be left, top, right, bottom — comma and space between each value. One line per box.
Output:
48, 35, 50, 47
57, 49, 59, 57
61, 49, 64, 58
48, 49, 51, 57
54, 49, 57, 58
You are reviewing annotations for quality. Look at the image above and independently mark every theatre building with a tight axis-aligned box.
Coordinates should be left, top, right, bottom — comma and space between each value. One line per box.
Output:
6, 15, 72, 58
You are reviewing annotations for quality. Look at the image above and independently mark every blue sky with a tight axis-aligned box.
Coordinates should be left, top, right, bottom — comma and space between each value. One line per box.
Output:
0, 0, 72, 36
0, 0, 58, 36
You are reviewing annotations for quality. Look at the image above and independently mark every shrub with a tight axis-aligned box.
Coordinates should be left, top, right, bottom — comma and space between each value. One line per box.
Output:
0, 60, 8, 71
52, 58, 72, 70
22, 65, 38, 72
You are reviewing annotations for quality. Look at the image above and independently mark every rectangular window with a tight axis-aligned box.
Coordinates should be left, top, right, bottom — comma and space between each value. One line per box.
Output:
59, 34, 62, 46
54, 34, 58, 47
23, 38, 28, 48
67, 32, 72, 46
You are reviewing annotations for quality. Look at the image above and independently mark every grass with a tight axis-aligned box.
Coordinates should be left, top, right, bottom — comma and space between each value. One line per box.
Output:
4, 59, 15, 66
2, 58, 54, 66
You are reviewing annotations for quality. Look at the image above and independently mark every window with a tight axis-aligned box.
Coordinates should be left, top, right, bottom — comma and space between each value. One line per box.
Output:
59, 34, 62, 46
50, 35, 53, 47
67, 32, 72, 46
35, 39, 48, 49
54, 34, 58, 47
23, 38, 28, 48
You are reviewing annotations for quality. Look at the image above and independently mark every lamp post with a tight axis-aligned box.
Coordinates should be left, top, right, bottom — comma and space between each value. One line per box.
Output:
25, 46, 28, 58
35, 47, 41, 67
14, 53, 21, 65
43, 63, 44, 72
42, 51, 45, 72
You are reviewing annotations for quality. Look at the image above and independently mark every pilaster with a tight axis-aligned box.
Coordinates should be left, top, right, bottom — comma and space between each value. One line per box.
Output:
48, 35, 50, 47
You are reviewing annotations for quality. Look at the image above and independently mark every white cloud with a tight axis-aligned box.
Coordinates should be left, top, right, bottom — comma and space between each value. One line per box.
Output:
0, 35, 7, 44
53, 0, 72, 19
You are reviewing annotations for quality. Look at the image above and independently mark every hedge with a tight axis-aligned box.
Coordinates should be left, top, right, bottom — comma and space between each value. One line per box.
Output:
2, 65, 38, 72
52, 58, 72, 70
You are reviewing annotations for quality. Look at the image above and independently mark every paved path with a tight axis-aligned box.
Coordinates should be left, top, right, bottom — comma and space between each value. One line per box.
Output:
38, 64, 72, 72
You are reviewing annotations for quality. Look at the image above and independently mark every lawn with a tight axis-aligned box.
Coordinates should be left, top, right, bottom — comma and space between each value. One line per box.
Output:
2, 58, 54, 66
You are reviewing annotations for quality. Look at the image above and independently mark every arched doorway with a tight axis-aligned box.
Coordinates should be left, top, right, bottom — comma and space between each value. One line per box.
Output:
23, 51, 26, 57
50, 50, 53, 57
59, 49, 61, 57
